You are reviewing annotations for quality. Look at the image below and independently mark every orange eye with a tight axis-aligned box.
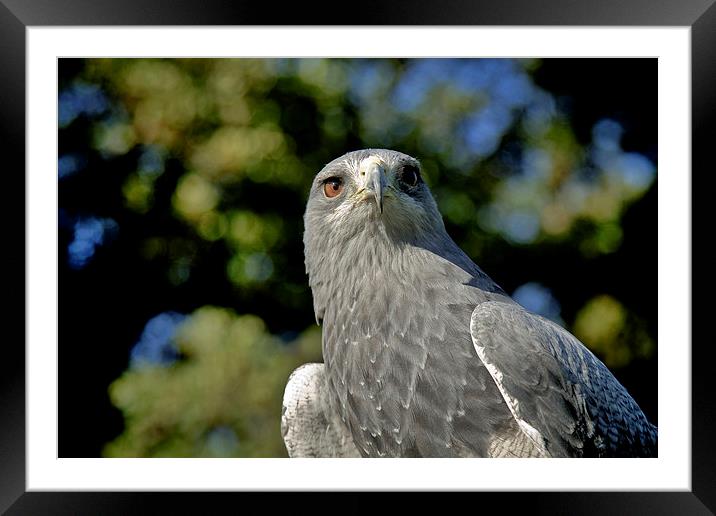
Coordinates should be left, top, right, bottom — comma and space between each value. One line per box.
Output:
323, 177, 344, 198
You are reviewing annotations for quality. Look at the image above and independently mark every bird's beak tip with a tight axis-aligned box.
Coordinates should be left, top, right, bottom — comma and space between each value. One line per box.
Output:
376, 196, 384, 214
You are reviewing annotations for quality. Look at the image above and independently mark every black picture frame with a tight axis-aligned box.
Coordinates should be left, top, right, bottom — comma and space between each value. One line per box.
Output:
3, 0, 712, 513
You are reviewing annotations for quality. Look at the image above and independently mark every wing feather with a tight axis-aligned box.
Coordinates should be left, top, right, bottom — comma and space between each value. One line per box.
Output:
470, 301, 657, 457
281, 363, 360, 457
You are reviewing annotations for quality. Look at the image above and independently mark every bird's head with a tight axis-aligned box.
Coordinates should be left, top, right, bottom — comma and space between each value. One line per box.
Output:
304, 149, 444, 247
303, 149, 450, 322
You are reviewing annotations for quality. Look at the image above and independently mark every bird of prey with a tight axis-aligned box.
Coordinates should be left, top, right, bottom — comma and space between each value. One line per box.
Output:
282, 148, 657, 458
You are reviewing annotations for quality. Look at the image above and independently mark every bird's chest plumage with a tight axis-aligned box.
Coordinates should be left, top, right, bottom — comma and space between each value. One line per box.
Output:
320, 265, 514, 457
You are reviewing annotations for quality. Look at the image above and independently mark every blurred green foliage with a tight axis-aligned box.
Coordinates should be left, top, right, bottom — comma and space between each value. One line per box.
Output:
59, 58, 656, 457
105, 308, 321, 457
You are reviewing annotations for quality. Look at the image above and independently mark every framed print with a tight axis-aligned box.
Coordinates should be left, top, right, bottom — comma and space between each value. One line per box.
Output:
4, 0, 713, 513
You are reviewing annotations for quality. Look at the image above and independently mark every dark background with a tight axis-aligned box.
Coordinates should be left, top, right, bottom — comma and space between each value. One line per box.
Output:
58, 58, 657, 458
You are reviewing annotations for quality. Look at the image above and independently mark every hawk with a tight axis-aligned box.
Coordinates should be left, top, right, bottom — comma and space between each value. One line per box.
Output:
282, 149, 657, 458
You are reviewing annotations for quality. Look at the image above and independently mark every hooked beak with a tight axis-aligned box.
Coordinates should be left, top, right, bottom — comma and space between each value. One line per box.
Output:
360, 158, 387, 214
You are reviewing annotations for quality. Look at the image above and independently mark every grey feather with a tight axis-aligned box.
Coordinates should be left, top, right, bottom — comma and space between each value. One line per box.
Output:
283, 148, 657, 458
470, 301, 657, 457
281, 363, 360, 457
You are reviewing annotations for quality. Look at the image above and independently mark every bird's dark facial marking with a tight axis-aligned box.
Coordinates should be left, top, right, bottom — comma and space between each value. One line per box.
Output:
396, 163, 422, 193
322, 176, 345, 198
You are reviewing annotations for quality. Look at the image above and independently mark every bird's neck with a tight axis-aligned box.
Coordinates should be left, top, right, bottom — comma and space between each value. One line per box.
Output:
306, 221, 498, 325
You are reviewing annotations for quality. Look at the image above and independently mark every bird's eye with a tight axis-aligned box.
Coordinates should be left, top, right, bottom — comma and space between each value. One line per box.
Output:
399, 164, 421, 188
323, 177, 344, 198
